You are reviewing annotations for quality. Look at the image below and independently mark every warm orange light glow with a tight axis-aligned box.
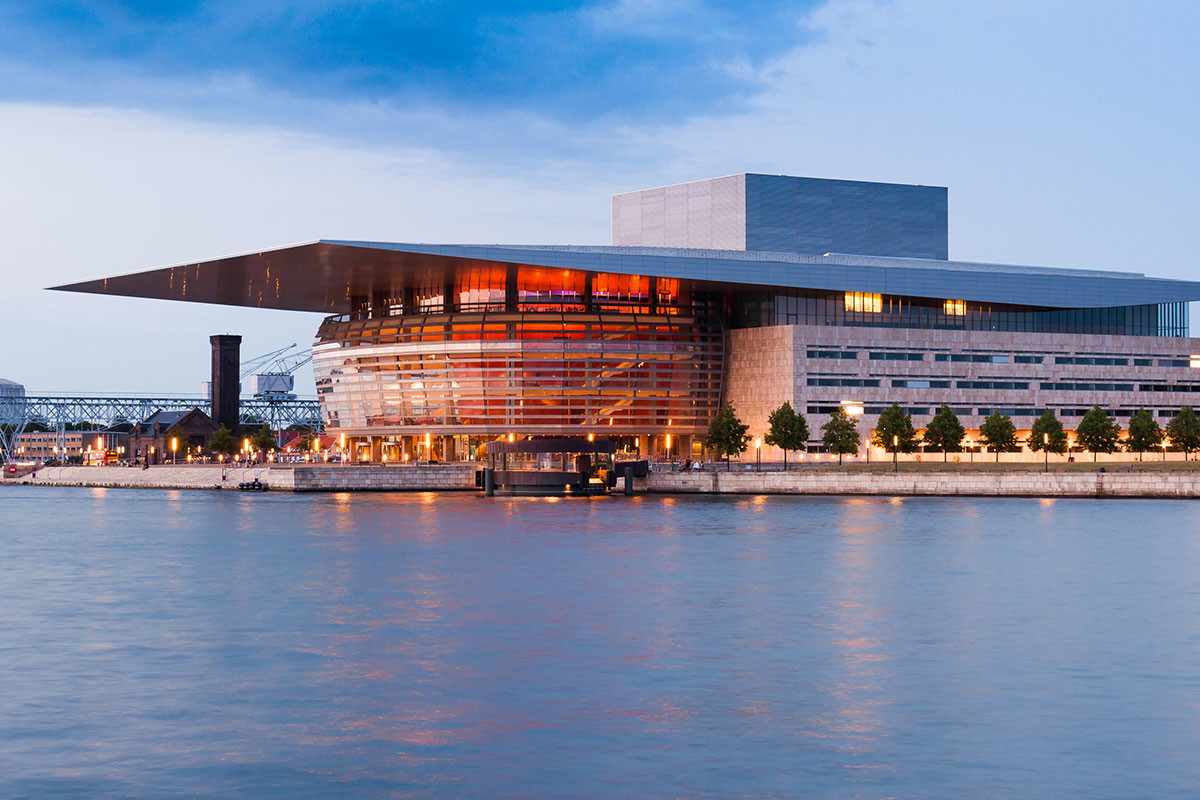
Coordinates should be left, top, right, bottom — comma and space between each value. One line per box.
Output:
587, 433, 594, 442
943, 299, 966, 315
170, 437, 177, 452
845, 292, 882, 313
755, 437, 761, 449
665, 433, 672, 450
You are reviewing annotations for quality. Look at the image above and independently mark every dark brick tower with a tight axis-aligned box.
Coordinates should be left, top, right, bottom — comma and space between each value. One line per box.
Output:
210, 334, 241, 433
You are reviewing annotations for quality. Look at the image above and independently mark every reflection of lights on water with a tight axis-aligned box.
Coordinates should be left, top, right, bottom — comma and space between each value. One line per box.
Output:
888, 497, 903, 505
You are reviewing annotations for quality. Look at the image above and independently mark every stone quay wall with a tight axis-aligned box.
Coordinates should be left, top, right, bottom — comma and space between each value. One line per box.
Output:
282, 465, 477, 492
4, 464, 478, 492
644, 470, 1200, 498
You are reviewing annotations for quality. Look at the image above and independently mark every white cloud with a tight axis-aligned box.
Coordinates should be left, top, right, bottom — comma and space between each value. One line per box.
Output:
0, 103, 613, 394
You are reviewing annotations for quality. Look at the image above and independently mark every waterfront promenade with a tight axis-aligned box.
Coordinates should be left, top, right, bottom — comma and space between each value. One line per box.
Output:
4, 464, 478, 492
8, 461, 1200, 497
642, 462, 1200, 498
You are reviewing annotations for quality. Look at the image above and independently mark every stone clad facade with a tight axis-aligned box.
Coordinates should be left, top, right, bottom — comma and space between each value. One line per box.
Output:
725, 324, 1200, 458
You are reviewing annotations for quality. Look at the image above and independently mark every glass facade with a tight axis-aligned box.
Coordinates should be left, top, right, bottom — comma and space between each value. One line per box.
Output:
735, 289, 1188, 337
314, 311, 724, 435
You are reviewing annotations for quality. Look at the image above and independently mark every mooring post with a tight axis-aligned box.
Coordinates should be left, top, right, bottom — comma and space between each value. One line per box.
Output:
624, 465, 634, 496
484, 467, 495, 496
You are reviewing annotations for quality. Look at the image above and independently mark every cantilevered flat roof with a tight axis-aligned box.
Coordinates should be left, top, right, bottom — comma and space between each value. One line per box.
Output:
51, 239, 1200, 312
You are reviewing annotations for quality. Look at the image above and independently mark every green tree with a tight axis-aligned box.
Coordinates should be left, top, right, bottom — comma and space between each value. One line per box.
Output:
209, 424, 238, 456
1027, 410, 1068, 455
704, 406, 750, 471
1125, 408, 1163, 460
1076, 405, 1121, 461
165, 425, 191, 454
764, 401, 809, 470
979, 412, 1018, 461
821, 407, 860, 465
251, 424, 278, 454
923, 404, 965, 461
870, 402, 921, 454
1166, 406, 1200, 458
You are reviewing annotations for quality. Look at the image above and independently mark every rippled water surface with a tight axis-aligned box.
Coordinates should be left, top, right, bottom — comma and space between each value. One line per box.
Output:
3, 487, 1200, 798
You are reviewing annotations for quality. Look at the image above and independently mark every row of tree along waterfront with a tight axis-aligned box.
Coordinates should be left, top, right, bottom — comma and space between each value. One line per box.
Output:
703, 403, 1200, 467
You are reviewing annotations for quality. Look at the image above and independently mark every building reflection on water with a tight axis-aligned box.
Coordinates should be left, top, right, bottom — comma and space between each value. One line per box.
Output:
13, 488, 1200, 797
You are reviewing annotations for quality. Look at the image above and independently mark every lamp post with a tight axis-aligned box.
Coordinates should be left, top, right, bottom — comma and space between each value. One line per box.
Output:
893, 434, 899, 472
1162, 436, 1169, 462
1043, 432, 1048, 473
755, 437, 762, 472
171, 436, 178, 466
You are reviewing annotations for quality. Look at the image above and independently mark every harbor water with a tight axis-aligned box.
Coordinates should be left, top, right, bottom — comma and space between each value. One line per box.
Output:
2, 487, 1199, 798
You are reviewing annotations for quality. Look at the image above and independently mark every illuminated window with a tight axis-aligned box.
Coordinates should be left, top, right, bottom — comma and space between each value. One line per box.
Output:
1190, 355, 1200, 368
944, 299, 966, 316
844, 292, 882, 313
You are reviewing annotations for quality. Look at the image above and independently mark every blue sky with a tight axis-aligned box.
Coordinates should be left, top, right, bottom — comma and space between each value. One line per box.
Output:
2, 0, 1199, 394
0, 1, 820, 149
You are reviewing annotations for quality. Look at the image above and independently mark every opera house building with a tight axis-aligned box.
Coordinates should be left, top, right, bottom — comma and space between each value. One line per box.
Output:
56, 173, 1200, 462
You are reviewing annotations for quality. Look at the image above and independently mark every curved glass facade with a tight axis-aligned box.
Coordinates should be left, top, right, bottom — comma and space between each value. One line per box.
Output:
313, 311, 724, 436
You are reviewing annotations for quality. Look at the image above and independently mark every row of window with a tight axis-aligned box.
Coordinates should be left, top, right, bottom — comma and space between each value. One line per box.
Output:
811, 378, 1200, 393
807, 349, 1193, 367
807, 405, 1191, 419
741, 290, 1188, 337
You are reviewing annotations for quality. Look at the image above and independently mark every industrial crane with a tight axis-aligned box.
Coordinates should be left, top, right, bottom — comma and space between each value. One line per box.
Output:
201, 343, 315, 401
240, 343, 300, 381
250, 347, 314, 400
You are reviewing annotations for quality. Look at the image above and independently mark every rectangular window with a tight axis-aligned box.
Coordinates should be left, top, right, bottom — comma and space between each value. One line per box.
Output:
1014, 355, 1044, 364
844, 292, 882, 313
943, 299, 966, 315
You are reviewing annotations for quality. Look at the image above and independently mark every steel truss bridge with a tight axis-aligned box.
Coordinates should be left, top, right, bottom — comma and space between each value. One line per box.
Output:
1, 395, 323, 462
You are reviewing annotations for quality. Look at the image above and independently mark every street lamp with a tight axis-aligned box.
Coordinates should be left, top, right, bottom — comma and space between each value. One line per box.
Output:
1162, 436, 1169, 462
171, 436, 178, 465
893, 434, 899, 472
755, 436, 762, 472
1043, 432, 1048, 473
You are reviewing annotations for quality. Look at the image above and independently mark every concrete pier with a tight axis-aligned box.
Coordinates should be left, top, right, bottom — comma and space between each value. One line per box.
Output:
642, 468, 1200, 498
5, 464, 478, 492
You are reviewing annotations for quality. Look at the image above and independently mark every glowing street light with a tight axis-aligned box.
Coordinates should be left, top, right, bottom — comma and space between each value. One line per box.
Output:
755, 436, 762, 472
893, 434, 899, 472
171, 436, 178, 465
